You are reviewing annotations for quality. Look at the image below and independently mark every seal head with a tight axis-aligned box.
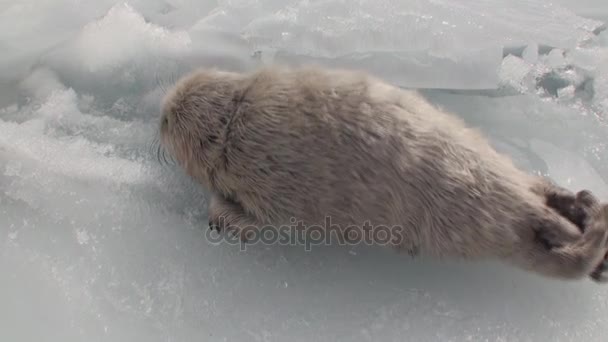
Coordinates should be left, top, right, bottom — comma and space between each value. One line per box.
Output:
160, 69, 242, 185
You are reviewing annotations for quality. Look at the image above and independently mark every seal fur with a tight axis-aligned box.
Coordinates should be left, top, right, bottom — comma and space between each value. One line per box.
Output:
159, 65, 608, 282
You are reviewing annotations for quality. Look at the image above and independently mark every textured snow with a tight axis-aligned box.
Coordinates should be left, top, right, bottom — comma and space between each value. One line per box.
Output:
1, 1, 608, 341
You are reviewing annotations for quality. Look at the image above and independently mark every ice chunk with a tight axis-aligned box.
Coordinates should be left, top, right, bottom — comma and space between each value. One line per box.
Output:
0, 0, 117, 81
522, 43, 539, 64
567, 42, 608, 114
31, 3, 256, 107
19, 67, 67, 100
497, 41, 606, 104
0, 93, 148, 187
498, 55, 535, 93
43, 3, 191, 74
545, 49, 567, 69
557, 85, 577, 102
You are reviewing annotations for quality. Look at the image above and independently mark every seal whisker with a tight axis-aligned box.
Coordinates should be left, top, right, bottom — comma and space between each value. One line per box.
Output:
155, 72, 170, 95
161, 79, 168, 95
149, 134, 160, 162
168, 152, 176, 165
161, 76, 168, 95
156, 142, 163, 166
160, 145, 167, 165
147, 139, 154, 160
147, 135, 156, 161
169, 71, 178, 89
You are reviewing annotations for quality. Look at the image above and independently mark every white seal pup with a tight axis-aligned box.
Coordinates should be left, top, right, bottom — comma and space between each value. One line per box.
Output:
159, 65, 608, 282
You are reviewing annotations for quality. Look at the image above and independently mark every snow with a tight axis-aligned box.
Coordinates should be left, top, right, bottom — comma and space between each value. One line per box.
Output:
1, 1, 608, 341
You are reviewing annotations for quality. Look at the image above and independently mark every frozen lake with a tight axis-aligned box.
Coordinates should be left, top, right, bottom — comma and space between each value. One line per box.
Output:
1, 1, 608, 341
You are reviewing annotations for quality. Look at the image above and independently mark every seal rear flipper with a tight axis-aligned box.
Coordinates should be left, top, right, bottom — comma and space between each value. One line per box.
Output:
587, 205, 608, 283
531, 177, 599, 232
518, 205, 608, 280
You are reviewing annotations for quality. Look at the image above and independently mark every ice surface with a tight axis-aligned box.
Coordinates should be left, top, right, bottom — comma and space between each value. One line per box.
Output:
227, 0, 604, 89
2, 1, 608, 341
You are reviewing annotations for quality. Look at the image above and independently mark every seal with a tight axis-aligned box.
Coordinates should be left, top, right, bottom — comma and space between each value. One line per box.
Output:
159, 65, 608, 282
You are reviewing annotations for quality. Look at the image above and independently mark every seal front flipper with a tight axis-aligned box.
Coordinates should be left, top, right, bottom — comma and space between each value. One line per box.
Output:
590, 258, 608, 283
208, 193, 263, 243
